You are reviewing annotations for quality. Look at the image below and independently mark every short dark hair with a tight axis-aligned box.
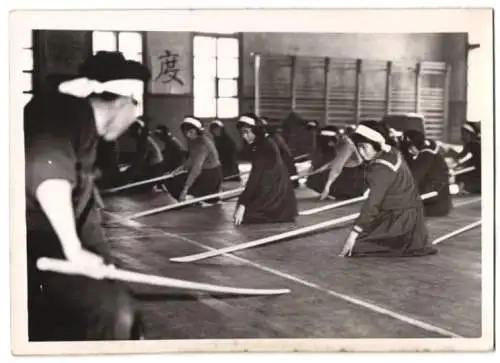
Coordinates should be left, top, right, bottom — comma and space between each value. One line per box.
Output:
351, 134, 382, 152
180, 117, 203, 136
79, 51, 150, 83
237, 113, 267, 139
78, 51, 150, 101
350, 121, 385, 152
403, 130, 426, 150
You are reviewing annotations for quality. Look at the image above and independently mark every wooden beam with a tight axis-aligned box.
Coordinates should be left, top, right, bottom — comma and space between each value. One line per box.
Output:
37, 258, 291, 296
254, 53, 261, 116
385, 61, 393, 115
432, 220, 481, 245
415, 62, 422, 113
170, 191, 438, 263
291, 55, 297, 111
324, 57, 330, 125
253, 54, 261, 116
355, 59, 362, 123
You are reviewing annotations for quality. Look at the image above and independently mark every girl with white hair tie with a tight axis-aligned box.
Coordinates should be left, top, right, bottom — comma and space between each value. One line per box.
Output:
260, 117, 300, 188
305, 125, 340, 195
319, 125, 367, 201
453, 121, 481, 194
402, 130, 452, 217
209, 120, 241, 182
24, 51, 150, 340
233, 114, 298, 225
339, 121, 437, 258
165, 117, 223, 204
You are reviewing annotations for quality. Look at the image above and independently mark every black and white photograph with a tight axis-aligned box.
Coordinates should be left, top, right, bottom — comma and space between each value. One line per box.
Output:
8, 7, 495, 355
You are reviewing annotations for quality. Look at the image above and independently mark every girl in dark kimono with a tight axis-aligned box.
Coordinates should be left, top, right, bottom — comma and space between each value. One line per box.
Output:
151, 125, 187, 192
339, 121, 437, 258
166, 117, 223, 204
306, 126, 340, 195
209, 120, 241, 182
320, 127, 368, 200
261, 117, 300, 188
25, 51, 149, 341
123, 120, 165, 193
94, 139, 121, 188
154, 125, 187, 172
233, 115, 298, 225
454, 122, 481, 194
306, 120, 320, 155
402, 130, 452, 217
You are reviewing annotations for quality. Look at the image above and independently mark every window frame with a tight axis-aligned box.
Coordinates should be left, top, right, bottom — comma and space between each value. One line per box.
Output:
91, 30, 146, 115
192, 32, 241, 120
22, 31, 34, 105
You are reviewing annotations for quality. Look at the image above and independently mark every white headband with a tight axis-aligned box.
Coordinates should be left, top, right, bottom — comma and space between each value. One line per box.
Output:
389, 128, 403, 137
238, 116, 256, 127
354, 124, 391, 152
58, 77, 144, 101
211, 120, 224, 128
182, 117, 203, 130
462, 124, 476, 134
320, 130, 337, 137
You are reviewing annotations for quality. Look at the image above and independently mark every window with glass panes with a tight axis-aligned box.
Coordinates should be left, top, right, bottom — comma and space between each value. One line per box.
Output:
466, 32, 482, 122
22, 31, 34, 106
193, 35, 239, 119
92, 31, 144, 115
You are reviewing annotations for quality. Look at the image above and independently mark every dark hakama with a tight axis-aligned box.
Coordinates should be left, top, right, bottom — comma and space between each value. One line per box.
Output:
328, 137, 368, 199
213, 132, 241, 181
165, 134, 223, 203
305, 148, 336, 195
151, 132, 188, 191
407, 142, 452, 217
27, 206, 139, 341
167, 167, 223, 202
349, 149, 437, 257
24, 93, 139, 340
456, 141, 481, 194
123, 126, 151, 182
121, 132, 166, 194
238, 136, 298, 224
95, 140, 121, 188
281, 111, 315, 157
271, 132, 299, 188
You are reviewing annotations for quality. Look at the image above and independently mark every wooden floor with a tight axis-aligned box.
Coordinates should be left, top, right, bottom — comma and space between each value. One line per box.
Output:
101, 176, 482, 340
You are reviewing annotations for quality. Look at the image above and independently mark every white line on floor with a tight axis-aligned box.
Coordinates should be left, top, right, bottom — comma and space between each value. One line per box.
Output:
453, 197, 481, 208
107, 233, 169, 241
111, 249, 239, 322
105, 210, 462, 339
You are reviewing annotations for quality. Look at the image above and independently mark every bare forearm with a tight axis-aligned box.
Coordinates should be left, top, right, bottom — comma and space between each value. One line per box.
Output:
35, 179, 82, 256
324, 149, 351, 188
325, 168, 341, 189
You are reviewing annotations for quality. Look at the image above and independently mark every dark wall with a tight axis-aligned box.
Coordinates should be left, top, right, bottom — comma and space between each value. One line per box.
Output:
441, 33, 468, 143
34, 30, 91, 92
145, 95, 192, 147
241, 32, 447, 97
241, 32, 468, 142
33, 30, 468, 144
